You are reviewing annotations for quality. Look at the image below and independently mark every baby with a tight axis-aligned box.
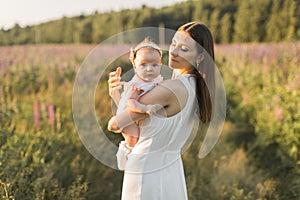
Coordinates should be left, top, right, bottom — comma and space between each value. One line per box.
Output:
109, 37, 164, 170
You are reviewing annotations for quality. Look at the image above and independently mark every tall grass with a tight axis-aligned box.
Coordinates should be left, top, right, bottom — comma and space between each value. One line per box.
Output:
0, 42, 299, 199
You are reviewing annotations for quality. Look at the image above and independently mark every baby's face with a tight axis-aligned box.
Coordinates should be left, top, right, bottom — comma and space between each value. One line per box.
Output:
134, 48, 162, 82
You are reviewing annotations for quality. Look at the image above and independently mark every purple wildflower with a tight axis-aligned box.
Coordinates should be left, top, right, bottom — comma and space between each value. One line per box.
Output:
48, 104, 55, 125
275, 107, 283, 121
34, 101, 40, 127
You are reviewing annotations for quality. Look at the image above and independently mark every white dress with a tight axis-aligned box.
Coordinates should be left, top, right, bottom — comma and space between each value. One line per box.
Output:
121, 74, 198, 200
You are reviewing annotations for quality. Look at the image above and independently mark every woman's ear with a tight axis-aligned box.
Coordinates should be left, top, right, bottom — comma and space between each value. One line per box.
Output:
196, 53, 205, 64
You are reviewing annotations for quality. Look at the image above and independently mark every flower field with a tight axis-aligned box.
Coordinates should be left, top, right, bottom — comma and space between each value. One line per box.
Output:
0, 42, 299, 199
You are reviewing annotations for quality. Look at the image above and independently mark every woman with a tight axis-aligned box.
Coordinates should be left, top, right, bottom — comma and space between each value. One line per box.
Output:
108, 22, 215, 200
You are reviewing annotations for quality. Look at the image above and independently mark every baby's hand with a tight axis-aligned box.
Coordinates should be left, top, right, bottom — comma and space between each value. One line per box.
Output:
108, 67, 125, 105
128, 84, 143, 100
108, 67, 123, 96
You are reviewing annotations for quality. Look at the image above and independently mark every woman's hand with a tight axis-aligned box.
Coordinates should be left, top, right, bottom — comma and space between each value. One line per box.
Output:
108, 67, 124, 105
128, 99, 164, 115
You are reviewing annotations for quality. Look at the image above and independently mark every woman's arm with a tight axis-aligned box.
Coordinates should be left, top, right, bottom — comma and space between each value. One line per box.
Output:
108, 80, 183, 132
108, 82, 174, 132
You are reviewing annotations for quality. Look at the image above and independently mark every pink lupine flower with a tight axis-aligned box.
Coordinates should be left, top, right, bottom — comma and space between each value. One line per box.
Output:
237, 77, 243, 87
45, 102, 50, 108
275, 107, 283, 121
0, 88, 2, 124
286, 73, 300, 91
286, 82, 296, 91
34, 101, 40, 127
48, 104, 55, 125
272, 95, 281, 104
241, 92, 248, 104
0, 58, 3, 71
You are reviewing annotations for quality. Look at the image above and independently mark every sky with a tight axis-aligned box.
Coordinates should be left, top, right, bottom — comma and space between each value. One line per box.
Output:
0, 0, 185, 30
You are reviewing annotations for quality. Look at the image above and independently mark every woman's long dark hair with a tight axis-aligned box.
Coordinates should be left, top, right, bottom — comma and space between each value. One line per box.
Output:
178, 22, 215, 123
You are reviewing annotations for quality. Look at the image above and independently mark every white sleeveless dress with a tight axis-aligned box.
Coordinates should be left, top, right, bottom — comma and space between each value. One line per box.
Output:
121, 74, 198, 200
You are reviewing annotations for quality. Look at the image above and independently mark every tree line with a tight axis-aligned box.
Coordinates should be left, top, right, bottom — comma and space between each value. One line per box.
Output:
0, 0, 299, 45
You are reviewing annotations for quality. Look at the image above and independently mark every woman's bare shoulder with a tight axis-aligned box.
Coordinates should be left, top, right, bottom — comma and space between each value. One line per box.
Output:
159, 79, 186, 93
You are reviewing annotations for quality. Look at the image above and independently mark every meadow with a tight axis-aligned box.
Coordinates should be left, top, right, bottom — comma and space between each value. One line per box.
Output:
0, 42, 299, 199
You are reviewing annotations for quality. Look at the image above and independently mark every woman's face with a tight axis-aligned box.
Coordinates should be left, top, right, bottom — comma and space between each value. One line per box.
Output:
169, 31, 198, 73
134, 48, 162, 82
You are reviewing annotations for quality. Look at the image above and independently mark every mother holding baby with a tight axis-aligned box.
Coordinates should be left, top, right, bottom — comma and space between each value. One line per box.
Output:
108, 22, 216, 200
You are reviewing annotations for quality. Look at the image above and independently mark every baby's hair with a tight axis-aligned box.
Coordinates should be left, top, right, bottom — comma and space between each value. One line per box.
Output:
129, 36, 162, 62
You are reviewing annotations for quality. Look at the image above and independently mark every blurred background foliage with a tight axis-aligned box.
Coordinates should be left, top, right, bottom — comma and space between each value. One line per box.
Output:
0, 0, 299, 46
0, 0, 299, 199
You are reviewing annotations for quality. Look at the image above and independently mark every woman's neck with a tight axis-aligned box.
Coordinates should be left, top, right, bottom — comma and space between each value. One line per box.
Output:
172, 69, 193, 78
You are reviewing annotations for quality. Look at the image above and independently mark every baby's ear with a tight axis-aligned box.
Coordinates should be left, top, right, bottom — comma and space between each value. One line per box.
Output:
132, 63, 135, 68
131, 61, 136, 69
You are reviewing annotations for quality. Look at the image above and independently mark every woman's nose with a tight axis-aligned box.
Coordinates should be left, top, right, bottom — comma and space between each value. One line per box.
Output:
170, 47, 179, 57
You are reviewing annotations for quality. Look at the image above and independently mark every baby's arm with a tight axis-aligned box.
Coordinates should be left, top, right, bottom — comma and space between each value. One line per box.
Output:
127, 84, 163, 115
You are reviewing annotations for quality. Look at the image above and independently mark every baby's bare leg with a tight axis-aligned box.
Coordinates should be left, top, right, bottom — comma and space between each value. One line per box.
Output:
122, 124, 139, 147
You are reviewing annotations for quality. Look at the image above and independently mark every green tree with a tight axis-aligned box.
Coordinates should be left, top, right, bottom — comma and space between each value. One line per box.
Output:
62, 17, 74, 43
209, 9, 220, 43
285, 0, 298, 41
265, 0, 290, 42
250, 0, 272, 42
1, 0, 300, 46
41, 20, 64, 43
72, 14, 87, 43
79, 19, 93, 43
192, 0, 210, 25
9, 23, 23, 45
0, 29, 7, 45
233, 1, 253, 42
233, 0, 271, 42
220, 13, 232, 43
91, 12, 102, 43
